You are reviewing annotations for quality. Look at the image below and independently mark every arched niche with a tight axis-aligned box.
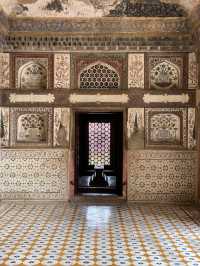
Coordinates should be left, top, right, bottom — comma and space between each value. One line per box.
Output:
150, 60, 180, 89
78, 61, 120, 89
18, 61, 47, 90
150, 113, 180, 144
17, 113, 46, 143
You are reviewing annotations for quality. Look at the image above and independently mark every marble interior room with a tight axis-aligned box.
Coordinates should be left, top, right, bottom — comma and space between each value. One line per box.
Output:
0, 0, 200, 265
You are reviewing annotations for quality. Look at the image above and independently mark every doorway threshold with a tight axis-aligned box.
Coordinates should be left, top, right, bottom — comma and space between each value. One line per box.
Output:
70, 194, 126, 205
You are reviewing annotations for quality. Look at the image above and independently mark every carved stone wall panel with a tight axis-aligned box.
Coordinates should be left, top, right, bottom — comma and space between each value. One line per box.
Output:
11, 53, 53, 90
72, 54, 127, 90
127, 150, 197, 202
127, 108, 144, 150
0, 149, 68, 200
147, 54, 187, 90
54, 108, 70, 147
145, 108, 187, 149
0, 107, 9, 147
128, 54, 144, 89
188, 108, 196, 150
0, 53, 10, 89
54, 54, 70, 89
10, 107, 53, 147
188, 53, 198, 89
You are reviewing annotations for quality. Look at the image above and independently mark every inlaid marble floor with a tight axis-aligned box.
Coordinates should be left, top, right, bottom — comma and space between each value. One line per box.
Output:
0, 202, 200, 266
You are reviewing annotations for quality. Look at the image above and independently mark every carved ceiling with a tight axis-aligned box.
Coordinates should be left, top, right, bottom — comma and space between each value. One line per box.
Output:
0, 0, 199, 17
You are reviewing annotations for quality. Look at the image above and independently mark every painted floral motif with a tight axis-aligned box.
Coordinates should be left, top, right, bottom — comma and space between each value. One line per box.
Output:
0, 53, 10, 89
128, 54, 144, 89
54, 54, 70, 89
188, 53, 198, 89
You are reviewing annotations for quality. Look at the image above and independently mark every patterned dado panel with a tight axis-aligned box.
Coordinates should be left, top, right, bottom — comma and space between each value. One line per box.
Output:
0, 149, 68, 200
71, 53, 127, 89
127, 151, 198, 202
11, 53, 53, 90
146, 53, 187, 90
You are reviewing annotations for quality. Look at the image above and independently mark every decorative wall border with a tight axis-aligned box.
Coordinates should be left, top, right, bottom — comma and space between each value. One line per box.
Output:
4, 34, 193, 52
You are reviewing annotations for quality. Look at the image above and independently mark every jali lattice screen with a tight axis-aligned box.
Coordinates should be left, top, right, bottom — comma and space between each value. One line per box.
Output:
88, 122, 111, 166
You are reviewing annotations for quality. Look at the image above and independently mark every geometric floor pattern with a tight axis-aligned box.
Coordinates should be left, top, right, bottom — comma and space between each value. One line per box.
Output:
0, 202, 200, 266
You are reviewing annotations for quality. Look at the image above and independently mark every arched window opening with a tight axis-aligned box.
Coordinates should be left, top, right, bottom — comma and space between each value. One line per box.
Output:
79, 62, 120, 89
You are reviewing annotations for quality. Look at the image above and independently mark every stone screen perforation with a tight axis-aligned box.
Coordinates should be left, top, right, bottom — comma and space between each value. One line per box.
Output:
88, 122, 111, 166
80, 63, 120, 89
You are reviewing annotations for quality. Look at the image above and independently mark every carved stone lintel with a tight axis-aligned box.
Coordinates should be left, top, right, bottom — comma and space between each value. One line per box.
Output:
143, 93, 189, 104
69, 93, 129, 104
9, 93, 55, 103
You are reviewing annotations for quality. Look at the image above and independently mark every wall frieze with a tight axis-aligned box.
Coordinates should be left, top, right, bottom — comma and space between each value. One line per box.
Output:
0, 90, 196, 107
4, 34, 194, 52
8, 17, 191, 34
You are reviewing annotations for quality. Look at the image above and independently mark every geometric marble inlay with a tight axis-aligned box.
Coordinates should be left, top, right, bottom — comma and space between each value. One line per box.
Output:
0, 203, 200, 265
0, 149, 68, 200
128, 150, 197, 202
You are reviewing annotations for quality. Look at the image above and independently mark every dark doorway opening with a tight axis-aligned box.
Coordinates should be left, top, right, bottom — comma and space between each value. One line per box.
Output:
75, 112, 123, 195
